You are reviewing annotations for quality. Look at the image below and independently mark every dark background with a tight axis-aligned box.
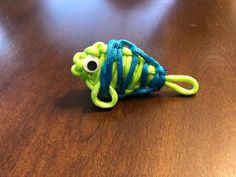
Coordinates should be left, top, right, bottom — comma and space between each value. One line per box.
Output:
0, 0, 236, 176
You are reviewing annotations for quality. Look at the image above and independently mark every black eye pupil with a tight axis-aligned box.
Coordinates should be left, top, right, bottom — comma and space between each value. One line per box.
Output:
87, 61, 97, 71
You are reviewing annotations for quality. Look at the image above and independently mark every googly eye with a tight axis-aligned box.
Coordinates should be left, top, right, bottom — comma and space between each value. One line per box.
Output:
83, 55, 99, 73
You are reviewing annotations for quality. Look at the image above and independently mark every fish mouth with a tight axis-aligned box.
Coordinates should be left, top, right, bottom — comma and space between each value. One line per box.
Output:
71, 60, 84, 77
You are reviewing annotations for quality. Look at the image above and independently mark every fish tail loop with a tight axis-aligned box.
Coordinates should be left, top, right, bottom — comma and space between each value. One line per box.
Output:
165, 75, 199, 95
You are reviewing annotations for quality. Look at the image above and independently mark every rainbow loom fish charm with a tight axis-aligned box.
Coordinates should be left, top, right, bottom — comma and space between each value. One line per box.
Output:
71, 39, 199, 108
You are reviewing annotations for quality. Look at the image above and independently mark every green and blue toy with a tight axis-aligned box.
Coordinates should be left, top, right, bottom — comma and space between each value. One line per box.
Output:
71, 39, 199, 108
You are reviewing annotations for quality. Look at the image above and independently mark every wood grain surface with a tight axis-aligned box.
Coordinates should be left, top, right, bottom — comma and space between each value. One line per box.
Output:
0, 0, 236, 176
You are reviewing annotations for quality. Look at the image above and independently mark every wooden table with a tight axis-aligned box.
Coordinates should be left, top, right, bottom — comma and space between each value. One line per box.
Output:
0, 0, 236, 176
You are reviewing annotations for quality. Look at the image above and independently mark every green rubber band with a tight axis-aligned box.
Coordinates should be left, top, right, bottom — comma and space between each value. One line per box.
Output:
165, 75, 199, 95
91, 82, 118, 108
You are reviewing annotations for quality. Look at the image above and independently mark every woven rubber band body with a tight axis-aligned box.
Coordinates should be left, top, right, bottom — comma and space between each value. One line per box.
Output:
99, 39, 166, 102
71, 39, 199, 108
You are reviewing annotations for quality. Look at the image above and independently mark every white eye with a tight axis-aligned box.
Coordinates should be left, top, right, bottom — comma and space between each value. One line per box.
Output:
83, 56, 99, 73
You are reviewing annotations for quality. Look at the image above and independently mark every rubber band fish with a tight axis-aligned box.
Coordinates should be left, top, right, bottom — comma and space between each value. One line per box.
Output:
71, 39, 199, 108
